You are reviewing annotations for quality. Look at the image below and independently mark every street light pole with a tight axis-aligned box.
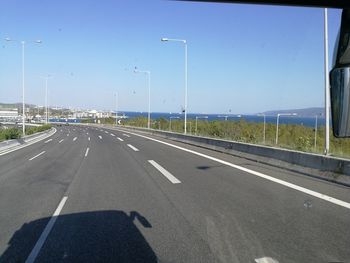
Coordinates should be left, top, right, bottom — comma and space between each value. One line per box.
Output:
134, 68, 151, 129
185, 42, 188, 134
161, 37, 188, 134
45, 77, 48, 123
314, 115, 318, 151
195, 116, 208, 135
263, 114, 266, 144
5, 38, 42, 135
169, 116, 180, 131
40, 75, 52, 124
257, 113, 266, 144
115, 92, 118, 126
275, 113, 297, 145
21, 41, 25, 134
324, 8, 330, 155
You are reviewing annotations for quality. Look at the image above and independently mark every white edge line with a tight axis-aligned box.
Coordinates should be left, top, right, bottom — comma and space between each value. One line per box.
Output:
127, 144, 139, 152
85, 147, 90, 157
28, 151, 46, 161
44, 139, 52, 143
123, 134, 130, 137
148, 160, 181, 184
116, 128, 350, 210
25, 196, 68, 263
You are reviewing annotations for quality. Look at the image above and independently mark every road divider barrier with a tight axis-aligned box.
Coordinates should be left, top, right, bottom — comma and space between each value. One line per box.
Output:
111, 125, 350, 186
0, 127, 56, 156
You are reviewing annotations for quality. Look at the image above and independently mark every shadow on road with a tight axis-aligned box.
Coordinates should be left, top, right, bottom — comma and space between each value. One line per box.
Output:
1, 210, 157, 263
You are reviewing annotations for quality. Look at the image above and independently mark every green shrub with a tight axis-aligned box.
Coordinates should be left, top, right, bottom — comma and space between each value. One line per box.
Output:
0, 128, 21, 141
26, 124, 52, 136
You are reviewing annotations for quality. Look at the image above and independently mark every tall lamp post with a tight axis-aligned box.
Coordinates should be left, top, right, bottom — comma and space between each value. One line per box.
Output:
40, 75, 53, 124
5, 37, 42, 135
169, 116, 180, 131
161, 37, 188, 134
134, 68, 151, 129
115, 92, 118, 126
324, 8, 330, 155
195, 116, 208, 135
275, 113, 297, 145
257, 113, 266, 144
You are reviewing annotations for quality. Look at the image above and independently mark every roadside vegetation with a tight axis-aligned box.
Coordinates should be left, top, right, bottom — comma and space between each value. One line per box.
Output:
25, 124, 52, 135
0, 128, 21, 141
118, 116, 350, 159
0, 124, 52, 142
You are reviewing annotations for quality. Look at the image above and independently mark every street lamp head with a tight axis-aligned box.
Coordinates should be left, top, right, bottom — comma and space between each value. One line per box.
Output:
161, 38, 168, 42
4, 37, 11, 41
35, 40, 42, 44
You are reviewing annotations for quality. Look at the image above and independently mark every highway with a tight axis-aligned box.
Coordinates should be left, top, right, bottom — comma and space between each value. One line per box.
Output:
0, 125, 349, 263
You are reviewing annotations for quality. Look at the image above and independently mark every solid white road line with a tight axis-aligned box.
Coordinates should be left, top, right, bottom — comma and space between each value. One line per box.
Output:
25, 196, 68, 263
127, 144, 139, 152
110, 133, 115, 137
85, 147, 90, 157
148, 160, 181, 184
44, 139, 52, 143
117, 137, 124, 141
29, 151, 46, 161
88, 137, 90, 141
118, 129, 350, 210
98, 135, 102, 139
73, 137, 77, 141
123, 134, 130, 137
58, 139, 64, 144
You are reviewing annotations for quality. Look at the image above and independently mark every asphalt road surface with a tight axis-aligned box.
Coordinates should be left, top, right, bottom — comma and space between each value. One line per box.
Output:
0, 125, 349, 263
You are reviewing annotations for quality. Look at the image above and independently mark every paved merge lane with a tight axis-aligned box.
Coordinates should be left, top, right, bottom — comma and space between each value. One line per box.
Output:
0, 125, 349, 262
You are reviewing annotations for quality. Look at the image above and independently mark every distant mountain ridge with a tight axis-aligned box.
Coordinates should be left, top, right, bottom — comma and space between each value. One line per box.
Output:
262, 107, 324, 117
0, 102, 36, 109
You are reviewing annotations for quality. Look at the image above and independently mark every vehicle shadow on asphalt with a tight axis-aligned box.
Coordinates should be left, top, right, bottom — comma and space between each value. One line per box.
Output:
1, 210, 157, 263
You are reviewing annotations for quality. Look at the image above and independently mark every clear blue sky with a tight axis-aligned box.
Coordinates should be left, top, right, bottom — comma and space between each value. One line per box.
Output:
0, 0, 342, 114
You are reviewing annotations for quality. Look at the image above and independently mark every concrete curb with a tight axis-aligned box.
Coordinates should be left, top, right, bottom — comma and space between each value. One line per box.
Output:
0, 128, 56, 156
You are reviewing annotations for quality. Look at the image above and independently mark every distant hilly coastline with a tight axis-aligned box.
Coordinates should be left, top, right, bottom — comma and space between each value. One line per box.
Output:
0, 102, 325, 119
0, 102, 36, 109
262, 107, 324, 118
